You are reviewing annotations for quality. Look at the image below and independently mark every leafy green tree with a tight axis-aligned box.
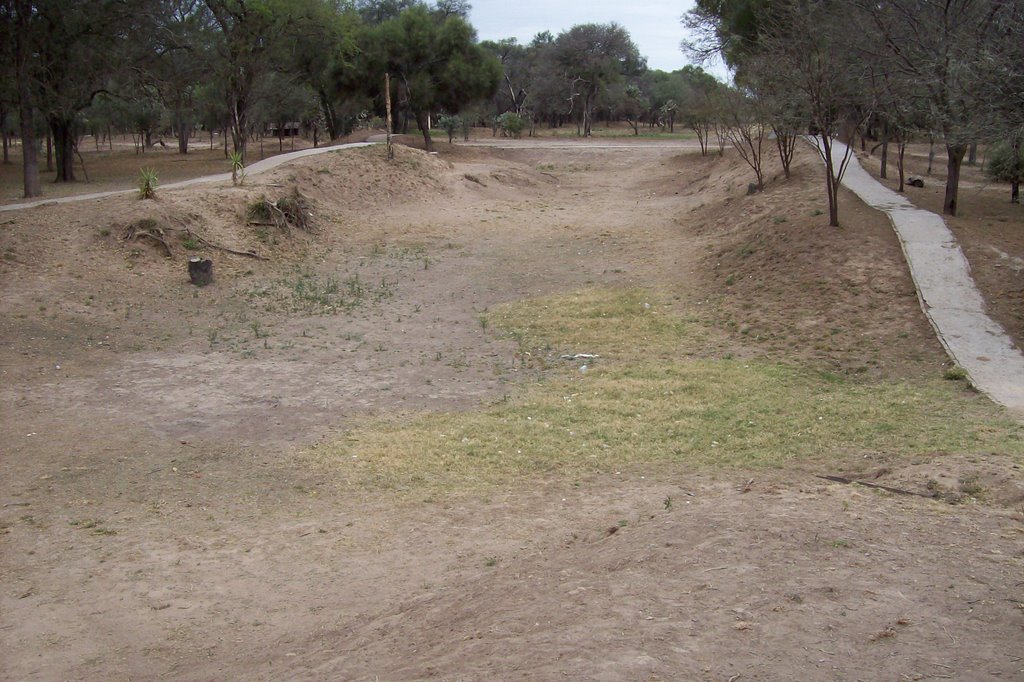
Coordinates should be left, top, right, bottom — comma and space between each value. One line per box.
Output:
280, 0, 361, 141
0, 7, 16, 165
607, 82, 645, 135
645, 70, 690, 132
368, 4, 500, 150
553, 23, 644, 137
204, 0, 283, 162
519, 31, 568, 131
682, 0, 769, 79
678, 66, 722, 156
481, 38, 531, 118
7, 0, 141, 186
134, 0, 216, 155
252, 74, 316, 151
355, 0, 417, 23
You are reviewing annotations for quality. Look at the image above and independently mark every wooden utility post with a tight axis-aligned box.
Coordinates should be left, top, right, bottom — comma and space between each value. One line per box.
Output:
385, 73, 394, 161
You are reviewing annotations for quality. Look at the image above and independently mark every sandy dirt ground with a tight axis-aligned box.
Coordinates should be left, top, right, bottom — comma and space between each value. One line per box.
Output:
1, 138, 1023, 681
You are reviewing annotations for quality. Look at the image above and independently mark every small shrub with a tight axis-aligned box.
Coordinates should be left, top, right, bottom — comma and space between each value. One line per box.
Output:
437, 113, 462, 144
497, 112, 525, 139
985, 141, 1023, 202
229, 152, 246, 186
958, 475, 983, 497
137, 168, 158, 199
943, 366, 968, 381
985, 141, 1023, 185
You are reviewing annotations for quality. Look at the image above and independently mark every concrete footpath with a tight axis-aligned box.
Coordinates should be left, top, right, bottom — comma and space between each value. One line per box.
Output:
826, 138, 1024, 414
0, 141, 375, 213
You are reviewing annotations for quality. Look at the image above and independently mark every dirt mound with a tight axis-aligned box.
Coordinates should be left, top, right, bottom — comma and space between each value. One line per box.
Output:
685, 145, 948, 378
264, 144, 450, 211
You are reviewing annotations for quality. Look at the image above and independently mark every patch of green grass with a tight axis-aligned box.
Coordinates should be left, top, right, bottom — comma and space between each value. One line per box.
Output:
310, 289, 1024, 491
490, 288, 697, 363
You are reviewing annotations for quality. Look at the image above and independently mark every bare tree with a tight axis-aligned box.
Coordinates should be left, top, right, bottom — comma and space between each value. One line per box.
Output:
204, 0, 281, 162
721, 87, 768, 191
678, 66, 720, 157
853, 0, 1013, 216
754, 0, 871, 227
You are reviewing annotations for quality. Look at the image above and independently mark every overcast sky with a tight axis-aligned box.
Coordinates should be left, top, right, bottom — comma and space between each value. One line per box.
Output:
467, 0, 732, 80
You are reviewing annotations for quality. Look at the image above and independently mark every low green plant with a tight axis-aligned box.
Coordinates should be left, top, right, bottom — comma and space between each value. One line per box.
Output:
943, 366, 968, 381
437, 113, 463, 144
984, 140, 1023, 201
137, 168, 158, 199
497, 111, 526, 139
958, 475, 984, 496
229, 151, 246, 186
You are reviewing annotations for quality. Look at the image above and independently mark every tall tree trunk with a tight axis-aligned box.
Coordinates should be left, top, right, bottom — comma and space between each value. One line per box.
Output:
49, 117, 76, 182
967, 141, 977, 166
879, 121, 889, 180
1, 110, 9, 164
45, 129, 53, 172
230, 100, 248, 162
897, 139, 906, 192
927, 135, 935, 175
13, 0, 40, 197
582, 89, 594, 137
818, 134, 841, 227
1011, 138, 1020, 204
414, 108, 433, 151
943, 144, 966, 216
174, 105, 190, 154
318, 89, 340, 141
